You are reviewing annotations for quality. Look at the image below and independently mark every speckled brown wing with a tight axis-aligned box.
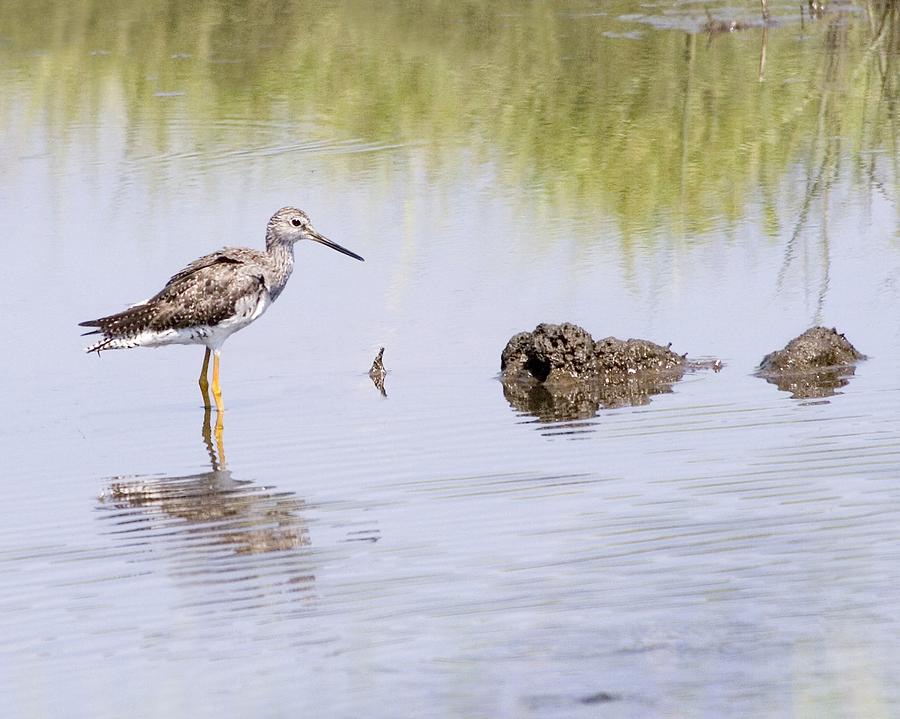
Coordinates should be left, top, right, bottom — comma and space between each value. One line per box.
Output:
80, 253, 266, 339
161, 248, 260, 288
147, 259, 266, 331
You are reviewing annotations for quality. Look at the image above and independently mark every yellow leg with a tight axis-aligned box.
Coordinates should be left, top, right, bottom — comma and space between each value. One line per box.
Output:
211, 350, 224, 413
199, 348, 211, 408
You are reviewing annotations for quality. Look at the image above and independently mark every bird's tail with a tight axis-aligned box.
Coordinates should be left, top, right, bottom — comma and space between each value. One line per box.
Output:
79, 305, 154, 354
81, 334, 145, 353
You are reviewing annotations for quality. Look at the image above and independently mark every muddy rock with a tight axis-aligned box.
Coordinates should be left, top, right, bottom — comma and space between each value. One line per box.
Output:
500, 323, 700, 421
594, 336, 685, 374
501, 322, 684, 384
501, 323, 600, 382
757, 326, 864, 399
759, 326, 864, 372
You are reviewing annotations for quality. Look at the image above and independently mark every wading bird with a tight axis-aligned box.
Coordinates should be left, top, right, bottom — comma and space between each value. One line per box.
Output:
80, 207, 364, 412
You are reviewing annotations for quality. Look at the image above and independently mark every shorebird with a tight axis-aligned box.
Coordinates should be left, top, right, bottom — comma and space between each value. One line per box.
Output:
80, 207, 364, 412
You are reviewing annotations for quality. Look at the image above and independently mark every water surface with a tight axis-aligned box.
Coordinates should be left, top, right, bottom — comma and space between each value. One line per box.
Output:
1, 1, 899, 717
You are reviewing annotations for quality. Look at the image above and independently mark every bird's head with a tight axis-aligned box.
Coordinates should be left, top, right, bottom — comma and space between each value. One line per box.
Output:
266, 207, 364, 261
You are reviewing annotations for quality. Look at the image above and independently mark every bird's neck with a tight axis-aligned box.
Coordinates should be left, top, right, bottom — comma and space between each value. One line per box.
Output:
265, 240, 295, 300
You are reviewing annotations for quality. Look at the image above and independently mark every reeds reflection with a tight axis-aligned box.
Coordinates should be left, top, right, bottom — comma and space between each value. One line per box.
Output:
97, 410, 315, 611
1, 0, 894, 240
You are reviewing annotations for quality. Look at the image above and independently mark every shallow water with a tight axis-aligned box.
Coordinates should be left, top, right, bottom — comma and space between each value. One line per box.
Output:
1, 1, 899, 716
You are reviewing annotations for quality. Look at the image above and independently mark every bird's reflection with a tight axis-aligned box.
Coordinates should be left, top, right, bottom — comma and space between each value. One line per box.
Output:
502, 369, 685, 423
97, 410, 315, 611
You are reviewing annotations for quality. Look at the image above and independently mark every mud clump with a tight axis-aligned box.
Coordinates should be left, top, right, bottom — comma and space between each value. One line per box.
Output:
501, 323, 597, 382
759, 326, 863, 372
501, 322, 684, 384
757, 326, 864, 399
594, 335, 686, 374
501, 323, 702, 421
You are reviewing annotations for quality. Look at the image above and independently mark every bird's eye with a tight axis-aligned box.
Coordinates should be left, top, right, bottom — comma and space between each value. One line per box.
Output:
291, 218, 302, 227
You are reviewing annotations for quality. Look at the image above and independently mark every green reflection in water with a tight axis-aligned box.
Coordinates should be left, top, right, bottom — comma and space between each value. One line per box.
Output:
1, 0, 897, 238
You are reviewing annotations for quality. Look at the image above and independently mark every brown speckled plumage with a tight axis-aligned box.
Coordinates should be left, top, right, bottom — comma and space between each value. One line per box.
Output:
80, 207, 364, 354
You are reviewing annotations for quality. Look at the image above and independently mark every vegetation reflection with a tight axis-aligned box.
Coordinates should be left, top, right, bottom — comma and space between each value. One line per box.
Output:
2, 0, 896, 239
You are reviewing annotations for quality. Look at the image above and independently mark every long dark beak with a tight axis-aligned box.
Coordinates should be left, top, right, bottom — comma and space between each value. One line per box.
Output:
308, 227, 365, 262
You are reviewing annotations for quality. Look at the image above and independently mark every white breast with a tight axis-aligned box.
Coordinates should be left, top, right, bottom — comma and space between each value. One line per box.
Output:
202, 290, 272, 351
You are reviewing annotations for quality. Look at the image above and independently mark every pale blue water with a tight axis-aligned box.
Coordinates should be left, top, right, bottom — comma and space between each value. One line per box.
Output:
1, 1, 899, 717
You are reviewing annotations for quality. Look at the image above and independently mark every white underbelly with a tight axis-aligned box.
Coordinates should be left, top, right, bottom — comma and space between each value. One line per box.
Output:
134, 292, 272, 351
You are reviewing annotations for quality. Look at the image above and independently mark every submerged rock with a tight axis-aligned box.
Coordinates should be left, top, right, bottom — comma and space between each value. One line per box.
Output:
757, 326, 864, 399
500, 323, 706, 421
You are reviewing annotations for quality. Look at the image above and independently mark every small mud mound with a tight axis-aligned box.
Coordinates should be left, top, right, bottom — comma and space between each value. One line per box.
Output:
501, 322, 685, 384
501, 323, 711, 421
501, 323, 600, 382
757, 326, 864, 399
759, 326, 863, 372
594, 335, 686, 374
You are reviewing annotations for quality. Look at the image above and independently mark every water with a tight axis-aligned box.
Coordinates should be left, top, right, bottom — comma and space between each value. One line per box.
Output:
1, 1, 899, 716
